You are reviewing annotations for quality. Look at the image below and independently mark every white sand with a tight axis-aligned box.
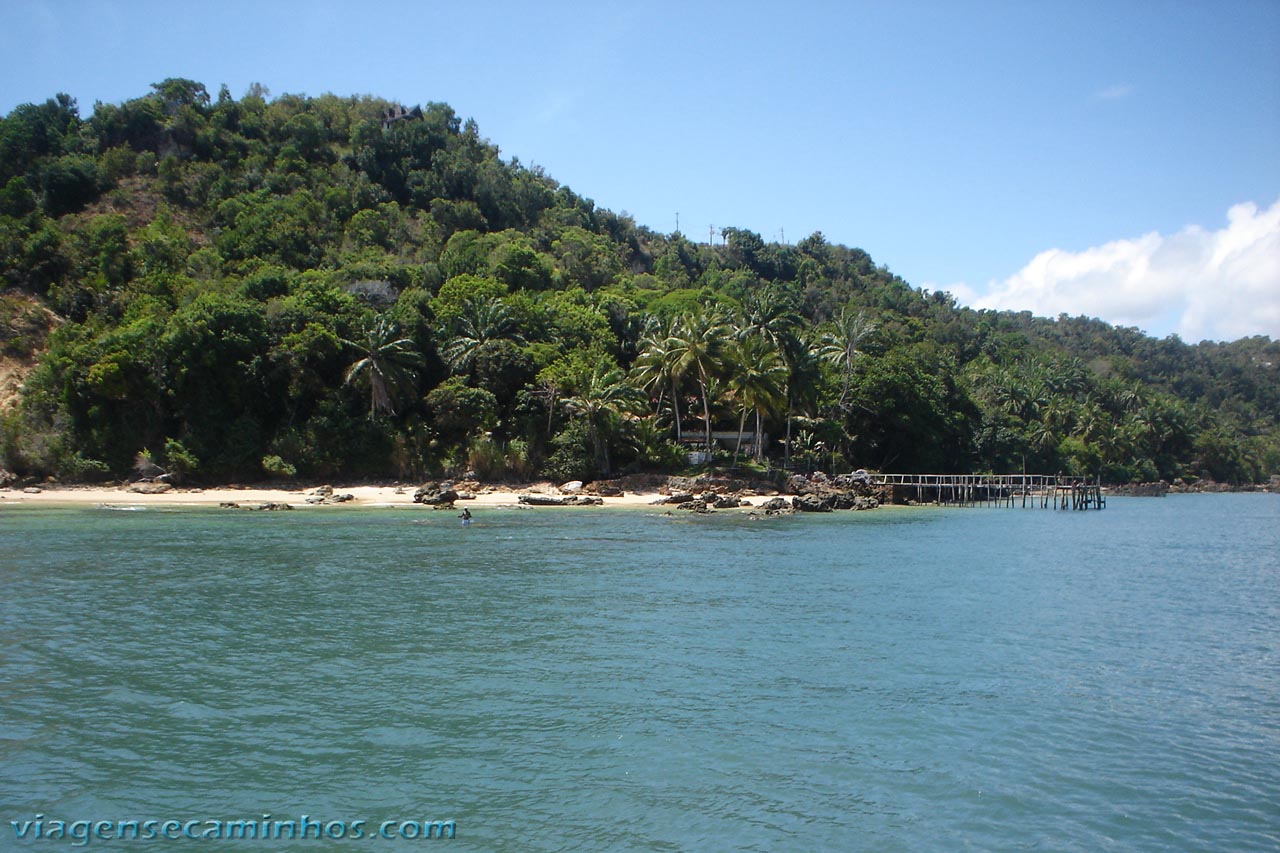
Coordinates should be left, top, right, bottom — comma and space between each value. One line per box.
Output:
0, 484, 792, 510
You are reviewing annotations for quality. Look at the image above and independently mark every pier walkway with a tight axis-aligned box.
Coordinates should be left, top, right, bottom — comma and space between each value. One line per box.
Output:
869, 473, 1106, 510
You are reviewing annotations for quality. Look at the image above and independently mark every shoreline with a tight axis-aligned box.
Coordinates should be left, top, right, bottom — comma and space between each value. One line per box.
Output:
0, 483, 795, 511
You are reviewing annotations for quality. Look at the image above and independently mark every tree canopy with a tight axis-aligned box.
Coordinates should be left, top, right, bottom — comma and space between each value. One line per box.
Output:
1, 83, 1276, 484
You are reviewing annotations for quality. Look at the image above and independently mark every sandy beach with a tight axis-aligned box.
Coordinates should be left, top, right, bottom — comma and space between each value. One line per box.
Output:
0, 483, 792, 510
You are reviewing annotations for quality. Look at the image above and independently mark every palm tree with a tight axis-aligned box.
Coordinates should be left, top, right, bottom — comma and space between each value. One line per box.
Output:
340, 315, 424, 418
630, 318, 684, 441
441, 296, 526, 376
819, 307, 876, 412
562, 363, 644, 475
725, 336, 787, 464
739, 291, 802, 350
780, 330, 824, 469
667, 309, 731, 455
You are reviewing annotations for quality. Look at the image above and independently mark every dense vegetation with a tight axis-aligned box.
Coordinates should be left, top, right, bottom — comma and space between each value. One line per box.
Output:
1, 81, 1277, 484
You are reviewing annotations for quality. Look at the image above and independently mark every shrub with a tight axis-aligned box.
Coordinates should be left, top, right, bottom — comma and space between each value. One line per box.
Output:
466, 433, 505, 480
261, 454, 296, 479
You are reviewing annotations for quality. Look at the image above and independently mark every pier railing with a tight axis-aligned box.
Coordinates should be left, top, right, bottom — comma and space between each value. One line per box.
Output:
869, 473, 1105, 510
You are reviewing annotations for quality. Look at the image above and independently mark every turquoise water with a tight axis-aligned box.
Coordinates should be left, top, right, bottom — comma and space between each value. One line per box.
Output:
2, 495, 1278, 850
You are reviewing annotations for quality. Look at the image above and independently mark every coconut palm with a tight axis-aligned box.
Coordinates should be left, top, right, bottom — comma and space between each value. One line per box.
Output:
725, 336, 787, 464
630, 318, 685, 441
340, 315, 424, 418
441, 296, 526, 376
780, 330, 824, 468
819, 307, 877, 411
739, 291, 802, 350
562, 363, 644, 475
667, 308, 731, 454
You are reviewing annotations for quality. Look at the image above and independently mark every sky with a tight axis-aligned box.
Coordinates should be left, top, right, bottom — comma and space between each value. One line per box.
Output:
1, 0, 1277, 342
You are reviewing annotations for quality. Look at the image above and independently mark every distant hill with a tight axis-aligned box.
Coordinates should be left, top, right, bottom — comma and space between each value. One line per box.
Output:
1, 80, 1277, 484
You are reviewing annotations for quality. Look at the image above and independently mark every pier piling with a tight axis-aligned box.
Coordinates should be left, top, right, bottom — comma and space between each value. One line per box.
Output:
869, 473, 1105, 510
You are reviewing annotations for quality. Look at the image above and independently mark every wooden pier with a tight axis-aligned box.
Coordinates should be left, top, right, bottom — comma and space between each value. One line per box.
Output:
869, 473, 1106, 510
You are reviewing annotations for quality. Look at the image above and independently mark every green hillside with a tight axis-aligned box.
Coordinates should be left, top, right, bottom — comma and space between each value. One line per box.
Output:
1, 80, 1277, 484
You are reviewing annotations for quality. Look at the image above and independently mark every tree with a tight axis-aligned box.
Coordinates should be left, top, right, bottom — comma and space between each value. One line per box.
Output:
441, 295, 526, 376
667, 309, 731, 455
630, 317, 684, 441
561, 363, 643, 475
340, 316, 423, 417
820, 307, 877, 412
725, 335, 787, 463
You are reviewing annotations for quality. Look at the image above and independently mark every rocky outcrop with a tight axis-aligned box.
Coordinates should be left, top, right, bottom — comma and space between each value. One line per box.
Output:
413, 482, 459, 505
517, 494, 603, 506
758, 497, 794, 516
785, 472, 884, 511
305, 490, 355, 505
518, 494, 566, 506
221, 501, 292, 510
128, 481, 173, 494
1171, 477, 1280, 493
1107, 481, 1170, 497
792, 495, 834, 513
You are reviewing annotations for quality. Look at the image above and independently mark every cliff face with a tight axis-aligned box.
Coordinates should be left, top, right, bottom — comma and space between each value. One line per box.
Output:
0, 293, 58, 413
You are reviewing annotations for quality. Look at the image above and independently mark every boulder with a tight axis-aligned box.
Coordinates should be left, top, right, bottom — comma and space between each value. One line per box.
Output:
792, 495, 833, 513
586, 481, 624, 497
785, 474, 812, 495
518, 494, 566, 506
128, 482, 173, 494
661, 492, 696, 505
23, 486, 42, 494
829, 492, 857, 510
413, 483, 459, 505
560, 480, 584, 494
760, 497, 791, 512
713, 494, 741, 509
309, 484, 334, 497
677, 498, 712, 513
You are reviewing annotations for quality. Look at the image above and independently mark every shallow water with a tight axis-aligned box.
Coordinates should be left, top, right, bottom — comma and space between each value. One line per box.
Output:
2, 495, 1278, 850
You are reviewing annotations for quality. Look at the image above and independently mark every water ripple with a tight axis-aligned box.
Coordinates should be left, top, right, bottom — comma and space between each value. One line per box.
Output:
1, 496, 1277, 849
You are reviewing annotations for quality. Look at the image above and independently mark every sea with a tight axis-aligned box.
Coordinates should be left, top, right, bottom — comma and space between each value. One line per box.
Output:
1, 494, 1277, 851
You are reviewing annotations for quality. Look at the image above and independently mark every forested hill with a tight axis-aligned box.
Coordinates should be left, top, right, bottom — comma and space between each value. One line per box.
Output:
1, 80, 1277, 485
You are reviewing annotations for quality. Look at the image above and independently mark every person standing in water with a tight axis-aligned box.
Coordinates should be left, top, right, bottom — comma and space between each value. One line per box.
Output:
459, 507, 472, 523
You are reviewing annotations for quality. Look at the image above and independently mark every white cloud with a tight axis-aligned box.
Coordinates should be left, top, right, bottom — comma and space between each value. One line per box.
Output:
964, 199, 1280, 342
1096, 83, 1135, 100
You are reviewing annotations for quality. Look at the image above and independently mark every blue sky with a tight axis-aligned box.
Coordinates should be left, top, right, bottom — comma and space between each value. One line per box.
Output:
2, 1, 1277, 341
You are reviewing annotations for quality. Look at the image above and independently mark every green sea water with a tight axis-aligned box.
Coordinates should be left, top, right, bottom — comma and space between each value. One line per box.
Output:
2, 494, 1278, 850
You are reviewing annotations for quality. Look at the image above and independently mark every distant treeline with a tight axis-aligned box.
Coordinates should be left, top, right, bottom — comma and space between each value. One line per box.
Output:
1, 80, 1277, 484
